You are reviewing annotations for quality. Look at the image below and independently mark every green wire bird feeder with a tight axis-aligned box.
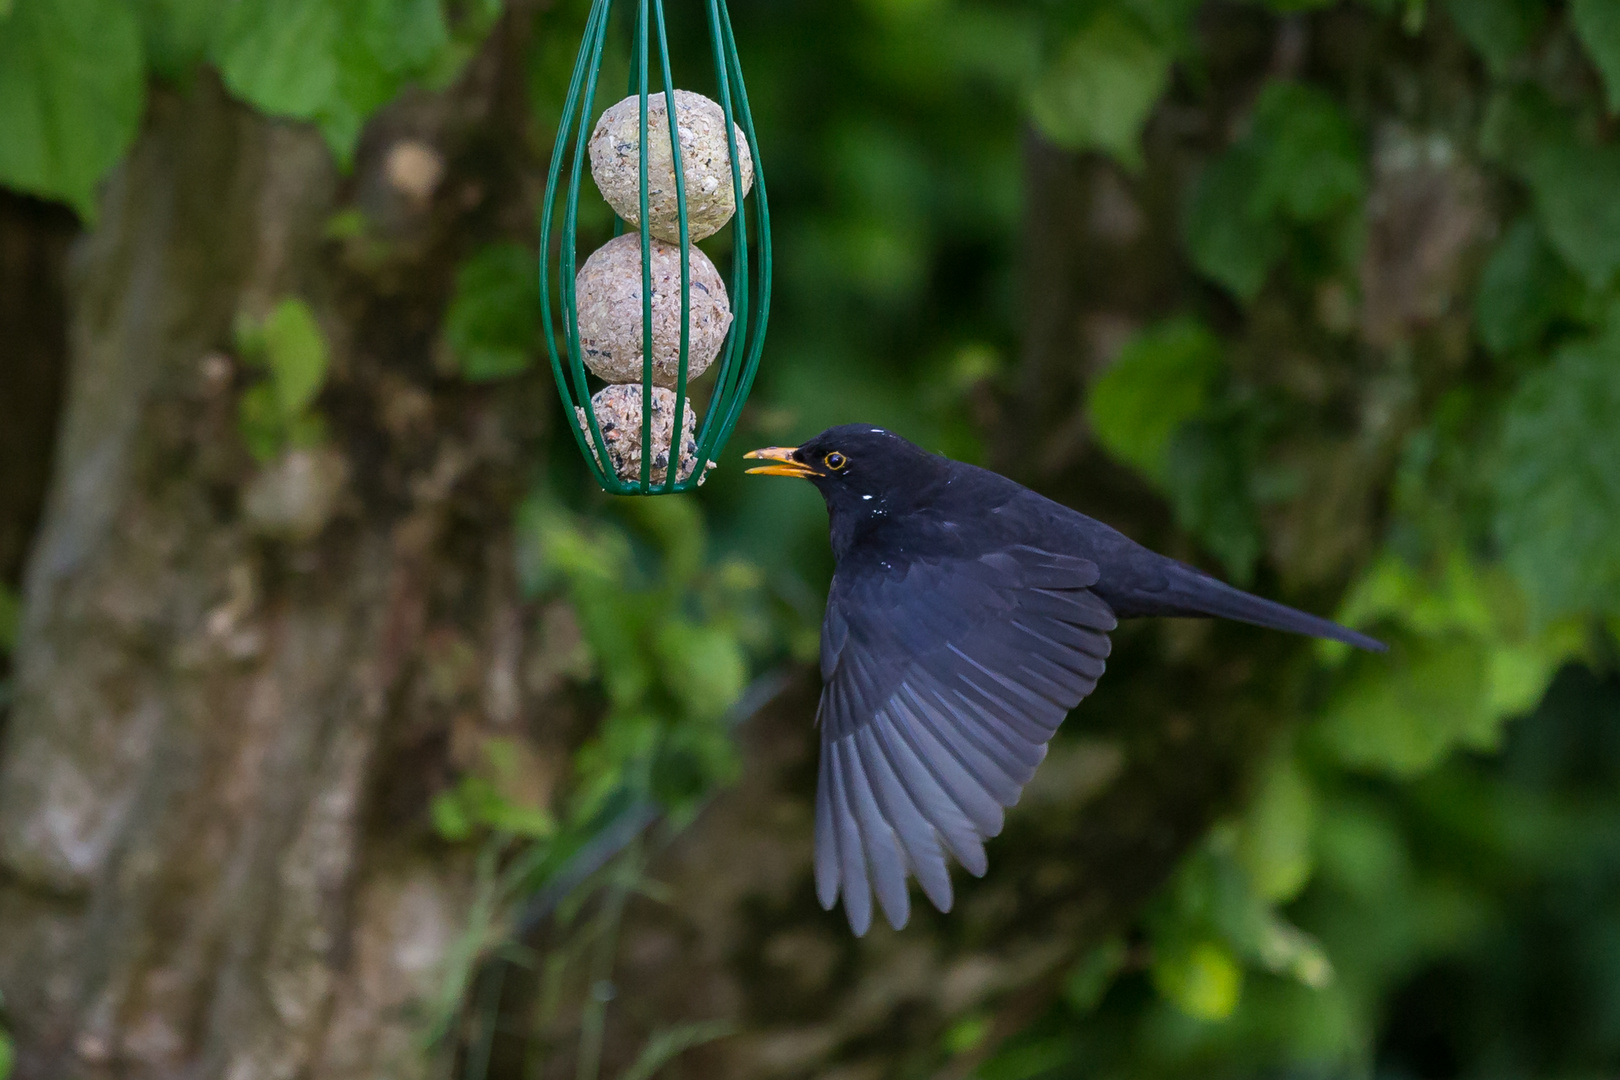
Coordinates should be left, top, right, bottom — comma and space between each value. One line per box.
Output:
541, 0, 770, 495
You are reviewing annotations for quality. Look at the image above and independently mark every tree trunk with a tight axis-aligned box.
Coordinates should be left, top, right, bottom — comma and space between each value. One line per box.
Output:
0, 46, 539, 1078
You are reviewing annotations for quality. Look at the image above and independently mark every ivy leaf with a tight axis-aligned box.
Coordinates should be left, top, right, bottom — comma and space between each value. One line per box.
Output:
0, 0, 145, 218
1183, 145, 1286, 300
1495, 330, 1620, 620
1520, 140, 1620, 290
263, 299, 329, 418
444, 243, 541, 382
1321, 553, 1586, 773
211, 0, 339, 124
1572, 0, 1620, 115
210, 0, 458, 166
1165, 414, 1263, 585
323, 0, 452, 156
1087, 317, 1224, 480
1442, 0, 1545, 76
1030, 8, 1172, 171
1319, 634, 1495, 775
1248, 82, 1366, 222
1475, 217, 1586, 356
1483, 88, 1620, 289
235, 299, 330, 461
1182, 81, 1363, 299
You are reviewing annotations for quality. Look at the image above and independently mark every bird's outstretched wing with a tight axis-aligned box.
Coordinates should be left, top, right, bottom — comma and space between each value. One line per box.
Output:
815, 544, 1116, 934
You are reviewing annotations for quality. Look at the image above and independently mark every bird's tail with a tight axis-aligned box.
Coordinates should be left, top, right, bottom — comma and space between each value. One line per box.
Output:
1162, 564, 1386, 652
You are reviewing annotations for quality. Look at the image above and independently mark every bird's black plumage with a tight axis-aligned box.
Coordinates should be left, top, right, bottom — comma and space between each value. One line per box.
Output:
745, 424, 1384, 935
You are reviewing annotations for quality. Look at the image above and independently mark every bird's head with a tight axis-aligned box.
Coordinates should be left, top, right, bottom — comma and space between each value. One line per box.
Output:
745, 424, 936, 519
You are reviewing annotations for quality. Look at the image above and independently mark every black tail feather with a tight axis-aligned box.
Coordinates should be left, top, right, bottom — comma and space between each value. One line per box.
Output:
1165, 566, 1386, 652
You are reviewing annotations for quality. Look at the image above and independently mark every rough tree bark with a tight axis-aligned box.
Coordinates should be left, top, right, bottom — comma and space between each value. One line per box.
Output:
0, 32, 545, 1078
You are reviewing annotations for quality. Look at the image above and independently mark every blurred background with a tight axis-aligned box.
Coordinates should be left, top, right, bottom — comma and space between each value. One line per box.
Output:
2, 0, 1619, 1077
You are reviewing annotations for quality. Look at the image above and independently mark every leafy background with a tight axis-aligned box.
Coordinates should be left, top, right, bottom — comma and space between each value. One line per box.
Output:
3, 0, 1620, 1076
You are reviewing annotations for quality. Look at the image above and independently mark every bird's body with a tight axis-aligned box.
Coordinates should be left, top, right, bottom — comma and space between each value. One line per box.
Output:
746, 425, 1382, 935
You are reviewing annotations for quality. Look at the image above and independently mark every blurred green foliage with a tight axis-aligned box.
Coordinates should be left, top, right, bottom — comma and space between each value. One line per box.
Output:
0, 0, 494, 214
1183, 80, 1365, 301
444, 242, 544, 381
235, 298, 331, 462
1026, 0, 1620, 1074
427, 492, 803, 1070
443, 0, 1620, 1071
1030, 6, 1175, 169
0, 0, 142, 218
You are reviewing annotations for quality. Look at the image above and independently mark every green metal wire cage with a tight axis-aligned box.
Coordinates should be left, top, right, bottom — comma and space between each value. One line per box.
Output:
540, 0, 770, 495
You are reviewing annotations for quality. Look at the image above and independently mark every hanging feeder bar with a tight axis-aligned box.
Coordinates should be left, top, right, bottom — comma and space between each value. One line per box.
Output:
540, 0, 771, 495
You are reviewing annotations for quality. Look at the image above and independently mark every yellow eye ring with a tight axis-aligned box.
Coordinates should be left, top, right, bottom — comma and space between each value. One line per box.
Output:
824, 452, 847, 471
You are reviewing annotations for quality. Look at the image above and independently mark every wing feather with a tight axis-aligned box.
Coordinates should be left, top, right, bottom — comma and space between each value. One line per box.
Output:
855, 725, 953, 911
838, 737, 911, 930
814, 545, 1117, 932
826, 743, 873, 936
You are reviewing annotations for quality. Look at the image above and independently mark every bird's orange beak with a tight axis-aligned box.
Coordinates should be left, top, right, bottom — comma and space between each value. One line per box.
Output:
744, 446, 823, 479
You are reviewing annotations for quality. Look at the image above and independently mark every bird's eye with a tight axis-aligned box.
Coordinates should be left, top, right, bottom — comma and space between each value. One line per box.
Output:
824, 452, 848, 471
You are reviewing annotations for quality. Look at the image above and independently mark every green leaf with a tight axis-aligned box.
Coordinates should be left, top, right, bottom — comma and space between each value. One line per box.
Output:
1253, 910, 1334, 988
1236, 751, 1315, 904
1328, 551, 1582, 724
1063, 937, 1129, 1013
1152, 939, 1243, 1021
263, 299, 329, 417
1164, 415, 1263, 585
655, 621, 747, 721
1482, 88, 1620, 289
1029, 8, 1172, 170
0, 0, 145, 218
1248, 82, 1365, 223
430, 790, 473, 841
1183, 144, 1286, 300
1088, 317, 1224, 481
1475, 217, 1585, 356
1573, 0, 1620, 114
1495, 330, 1620, 620
0, 1026, 12, 1080
211, 0, 339, 124
210, 0, 460, 165
444, 243, 541, 382
237, 383, 284, 463
324, 0, 452, 156
1443, 0, 1545, 75
1183, 80, 1364, 299
234, 299, 329, 461
1520, 140, 1620, 290
1318, 634, 1495, 775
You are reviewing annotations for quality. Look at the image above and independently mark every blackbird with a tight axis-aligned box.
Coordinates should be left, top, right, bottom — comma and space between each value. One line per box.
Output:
746, 424, 1384, 936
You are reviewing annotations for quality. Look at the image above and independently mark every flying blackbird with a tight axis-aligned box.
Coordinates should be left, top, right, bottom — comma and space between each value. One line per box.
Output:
746, 424, 1384, 936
